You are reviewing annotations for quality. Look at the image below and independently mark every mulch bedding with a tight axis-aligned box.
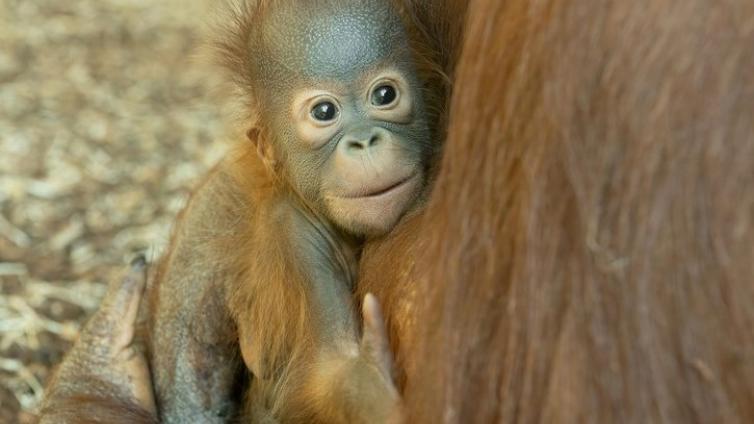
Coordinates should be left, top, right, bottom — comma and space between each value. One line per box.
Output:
0, 0, 227, 421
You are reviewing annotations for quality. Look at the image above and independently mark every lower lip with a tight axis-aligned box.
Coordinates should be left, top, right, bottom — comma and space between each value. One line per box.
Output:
351, 174, 418, 200
331, 174, 422, 211
355, 175, 416, 199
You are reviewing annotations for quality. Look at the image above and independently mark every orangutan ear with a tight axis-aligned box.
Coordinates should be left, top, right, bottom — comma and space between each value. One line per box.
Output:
247, 127, 277, 171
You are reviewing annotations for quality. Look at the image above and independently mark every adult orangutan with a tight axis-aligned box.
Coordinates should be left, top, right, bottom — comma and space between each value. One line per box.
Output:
39, 0, 754, 422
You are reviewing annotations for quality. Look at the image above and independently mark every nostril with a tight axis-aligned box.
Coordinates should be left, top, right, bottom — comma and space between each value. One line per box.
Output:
348, 140, 365, 150
368, 135, 380, 147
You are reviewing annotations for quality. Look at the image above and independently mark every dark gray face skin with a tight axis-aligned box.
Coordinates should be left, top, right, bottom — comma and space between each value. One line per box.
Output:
256, 1, 432, 238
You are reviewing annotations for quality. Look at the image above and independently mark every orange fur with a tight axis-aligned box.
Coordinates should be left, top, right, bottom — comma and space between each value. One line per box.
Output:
361, 0, 754, 422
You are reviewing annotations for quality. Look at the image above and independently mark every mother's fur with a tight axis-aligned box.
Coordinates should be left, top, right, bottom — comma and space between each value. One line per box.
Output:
362, 0, 754, 422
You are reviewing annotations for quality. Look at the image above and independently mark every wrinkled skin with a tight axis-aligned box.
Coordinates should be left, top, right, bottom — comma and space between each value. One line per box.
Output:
254, 1, 432, 237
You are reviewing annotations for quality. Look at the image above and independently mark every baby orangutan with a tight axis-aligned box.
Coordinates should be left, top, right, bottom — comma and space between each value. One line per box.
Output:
148, 0, 434, 422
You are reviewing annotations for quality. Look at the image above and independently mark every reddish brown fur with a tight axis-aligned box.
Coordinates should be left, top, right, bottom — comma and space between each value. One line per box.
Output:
361, 0, 754, 422
224, 146, 321, 417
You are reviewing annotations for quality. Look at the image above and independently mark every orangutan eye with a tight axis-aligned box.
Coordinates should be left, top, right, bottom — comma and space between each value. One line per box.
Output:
371, 84, 398, 106
311, 101, 338, 122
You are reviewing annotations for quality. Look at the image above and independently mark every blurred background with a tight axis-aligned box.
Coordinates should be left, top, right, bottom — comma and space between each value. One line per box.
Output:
0, 0, 229, 421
